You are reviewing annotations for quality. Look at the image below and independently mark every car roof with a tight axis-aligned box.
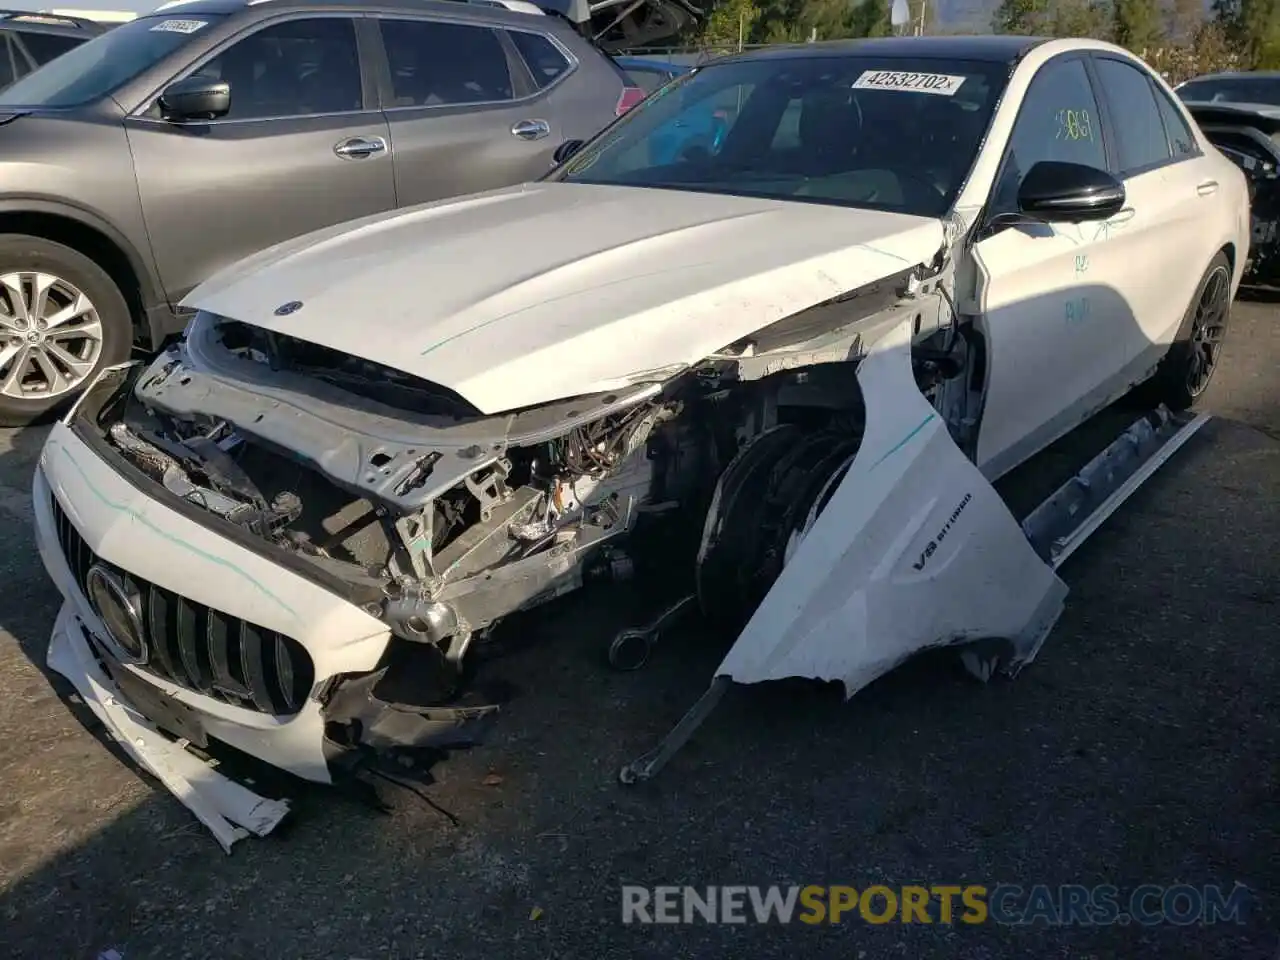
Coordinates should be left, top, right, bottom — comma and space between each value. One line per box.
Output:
1182, 70, 1280, 81
0, 9, 105, 35
713, 34, 1051, 66
146, 0, 584, 25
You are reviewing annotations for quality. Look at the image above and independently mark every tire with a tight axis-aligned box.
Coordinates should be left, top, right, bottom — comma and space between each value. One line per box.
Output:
1144, 251, 1233, 412
0, 234, 132, 427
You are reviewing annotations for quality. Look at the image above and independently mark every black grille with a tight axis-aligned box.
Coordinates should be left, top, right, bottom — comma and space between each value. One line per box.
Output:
49, 494, 315, 716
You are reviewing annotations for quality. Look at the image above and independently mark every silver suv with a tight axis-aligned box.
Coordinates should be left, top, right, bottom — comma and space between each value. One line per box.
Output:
0, 0, 698, 425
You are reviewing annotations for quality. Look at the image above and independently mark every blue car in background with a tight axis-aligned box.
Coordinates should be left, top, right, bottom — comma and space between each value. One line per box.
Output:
613, 55, 732, 164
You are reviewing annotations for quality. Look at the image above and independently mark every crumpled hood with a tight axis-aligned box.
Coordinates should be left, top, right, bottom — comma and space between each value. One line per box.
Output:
185, 182, 946, 414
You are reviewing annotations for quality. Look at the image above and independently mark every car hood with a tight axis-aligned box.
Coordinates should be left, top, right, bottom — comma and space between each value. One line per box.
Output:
185, 182, 947, 415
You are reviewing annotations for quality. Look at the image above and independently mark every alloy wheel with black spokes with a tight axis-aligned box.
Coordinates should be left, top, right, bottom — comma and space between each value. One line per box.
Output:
1144, 250, 1235, 412
1185, 263, 1230, 399
0, 271, 104, 402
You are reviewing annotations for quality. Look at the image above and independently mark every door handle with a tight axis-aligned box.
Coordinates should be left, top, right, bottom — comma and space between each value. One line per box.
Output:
333, 136, 387, 160
1197, 179, 1219, 196
510, 118, 551, 141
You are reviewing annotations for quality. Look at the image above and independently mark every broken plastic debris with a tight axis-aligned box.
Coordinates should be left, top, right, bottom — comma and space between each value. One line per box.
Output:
529, 906, 543, 921
96, 950, 124, 960
482, 772, 504, 786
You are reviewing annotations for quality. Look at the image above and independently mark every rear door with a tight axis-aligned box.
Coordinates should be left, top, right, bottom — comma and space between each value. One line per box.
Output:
125, 14, 395, 301
1088, 53, 1221, 373
369, 13, 573, 207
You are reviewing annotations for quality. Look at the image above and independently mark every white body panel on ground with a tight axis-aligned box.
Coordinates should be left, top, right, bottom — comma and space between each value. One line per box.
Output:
718, 316, 1068, 691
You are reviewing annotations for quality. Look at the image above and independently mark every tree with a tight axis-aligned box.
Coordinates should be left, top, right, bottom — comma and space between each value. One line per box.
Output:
1241, 0, 1280, 68
1052, 0, 1111, 37
991, 0, 1049, 34
700, 0, 762, 47
1114, 0, 1163, 48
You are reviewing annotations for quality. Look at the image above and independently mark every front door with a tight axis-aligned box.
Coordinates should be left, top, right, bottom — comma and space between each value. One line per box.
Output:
126, 14, 396, 302
968, 54, 1139, 480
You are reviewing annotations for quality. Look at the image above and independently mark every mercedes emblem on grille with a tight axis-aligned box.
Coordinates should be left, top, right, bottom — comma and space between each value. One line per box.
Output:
84, 564, 148, 665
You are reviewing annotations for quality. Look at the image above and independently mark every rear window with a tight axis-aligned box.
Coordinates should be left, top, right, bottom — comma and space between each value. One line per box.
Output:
0, 14, 226, 108
509, 30, 570, 89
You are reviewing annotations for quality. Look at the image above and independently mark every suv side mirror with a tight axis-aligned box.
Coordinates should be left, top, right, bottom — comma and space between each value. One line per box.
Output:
553, 139, 585, 165
159, 76, 231, 122
1017, 160, 1125, 222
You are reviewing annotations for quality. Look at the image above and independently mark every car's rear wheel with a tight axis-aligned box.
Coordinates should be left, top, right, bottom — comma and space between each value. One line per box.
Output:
0, 235, 132, 427
1146, 251, 1233, 411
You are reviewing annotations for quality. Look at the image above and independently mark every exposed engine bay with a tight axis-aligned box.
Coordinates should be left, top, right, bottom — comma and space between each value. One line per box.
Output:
72, 260, 972, 731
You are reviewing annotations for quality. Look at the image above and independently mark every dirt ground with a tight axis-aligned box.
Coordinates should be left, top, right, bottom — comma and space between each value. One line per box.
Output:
0, 301, 1277, 960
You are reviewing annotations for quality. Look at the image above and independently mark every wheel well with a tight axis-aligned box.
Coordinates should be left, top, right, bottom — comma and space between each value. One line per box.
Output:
0, 211, 148, 343
1221, 242, 1236, 276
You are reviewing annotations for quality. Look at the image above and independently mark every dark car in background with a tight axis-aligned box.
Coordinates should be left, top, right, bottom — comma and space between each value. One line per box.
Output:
0, 10, 105, 89
1179, 73, 1280, 287
0, 0, 700, 425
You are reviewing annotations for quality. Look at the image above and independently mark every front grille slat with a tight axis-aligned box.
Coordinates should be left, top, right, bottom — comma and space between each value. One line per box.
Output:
238, 621, 277, 714
144, 583, 186, 686
47, 493, 313, 717
174, 597, 212, 695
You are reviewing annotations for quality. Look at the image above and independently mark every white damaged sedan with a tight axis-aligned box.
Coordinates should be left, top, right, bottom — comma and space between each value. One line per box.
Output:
33, 35, 1248, 848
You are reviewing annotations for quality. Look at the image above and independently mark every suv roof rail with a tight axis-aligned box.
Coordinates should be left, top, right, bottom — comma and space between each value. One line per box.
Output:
0, 9, 100, 28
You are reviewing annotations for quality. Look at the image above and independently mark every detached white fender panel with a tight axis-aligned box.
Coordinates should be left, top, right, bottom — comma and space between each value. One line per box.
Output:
717, 316, 1069, 694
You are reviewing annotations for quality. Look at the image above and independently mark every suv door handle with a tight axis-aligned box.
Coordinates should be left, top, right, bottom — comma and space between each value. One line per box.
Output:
1197, 179, 1219, 196
510, 118, 551, 141
334, 136, 387, 160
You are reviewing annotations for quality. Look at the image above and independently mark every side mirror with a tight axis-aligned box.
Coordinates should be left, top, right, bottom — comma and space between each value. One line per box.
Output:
158, 76, 230, 122
552, 139, 585, 165
1017, 160, 1125, 222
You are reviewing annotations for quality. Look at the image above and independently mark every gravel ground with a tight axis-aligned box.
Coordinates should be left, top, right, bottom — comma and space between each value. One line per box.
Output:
0, 301, 1277, 960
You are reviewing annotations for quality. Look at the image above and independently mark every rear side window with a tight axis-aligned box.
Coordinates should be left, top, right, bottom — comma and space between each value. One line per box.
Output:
1153, 87, 1199, 160
378, 19, 513, 107
1094, 57, 1171, 174
509, 31, 569, 89
18, 31, 82, 66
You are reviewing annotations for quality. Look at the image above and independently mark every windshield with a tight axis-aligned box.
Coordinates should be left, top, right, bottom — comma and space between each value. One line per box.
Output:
553, 55, 1009, 217
1178, 76, 1280, 106
0, 14, 226, 108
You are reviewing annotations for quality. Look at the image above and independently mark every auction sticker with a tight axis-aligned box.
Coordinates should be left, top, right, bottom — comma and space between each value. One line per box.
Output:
851, 71, 966, 95
150, 18, 209, 34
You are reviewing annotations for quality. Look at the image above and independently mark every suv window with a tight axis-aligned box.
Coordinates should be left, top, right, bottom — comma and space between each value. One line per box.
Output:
509, 31, 569, 90
623, 65, 670, 95
18, 31, 82, 66
1154, 86, 1199, 160
1094, 57, 1171, 174
0, 37, 15, 88
190, 17, 362, 121
992, 57, 1106, 212
0, 14, 228, 108
378, 19, 513, 107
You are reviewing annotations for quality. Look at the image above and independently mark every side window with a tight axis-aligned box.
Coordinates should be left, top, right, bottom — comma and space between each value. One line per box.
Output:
1153, 86, 1199, 161
625, 67, 669, 96
992, 57, 1106, 212
1094, 58, 1171, 174
0, 38, 15, 89
509, 31, 570, 90
191, 17, 362, 121
378, 19, 513, 107
18, 31, 82, 66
